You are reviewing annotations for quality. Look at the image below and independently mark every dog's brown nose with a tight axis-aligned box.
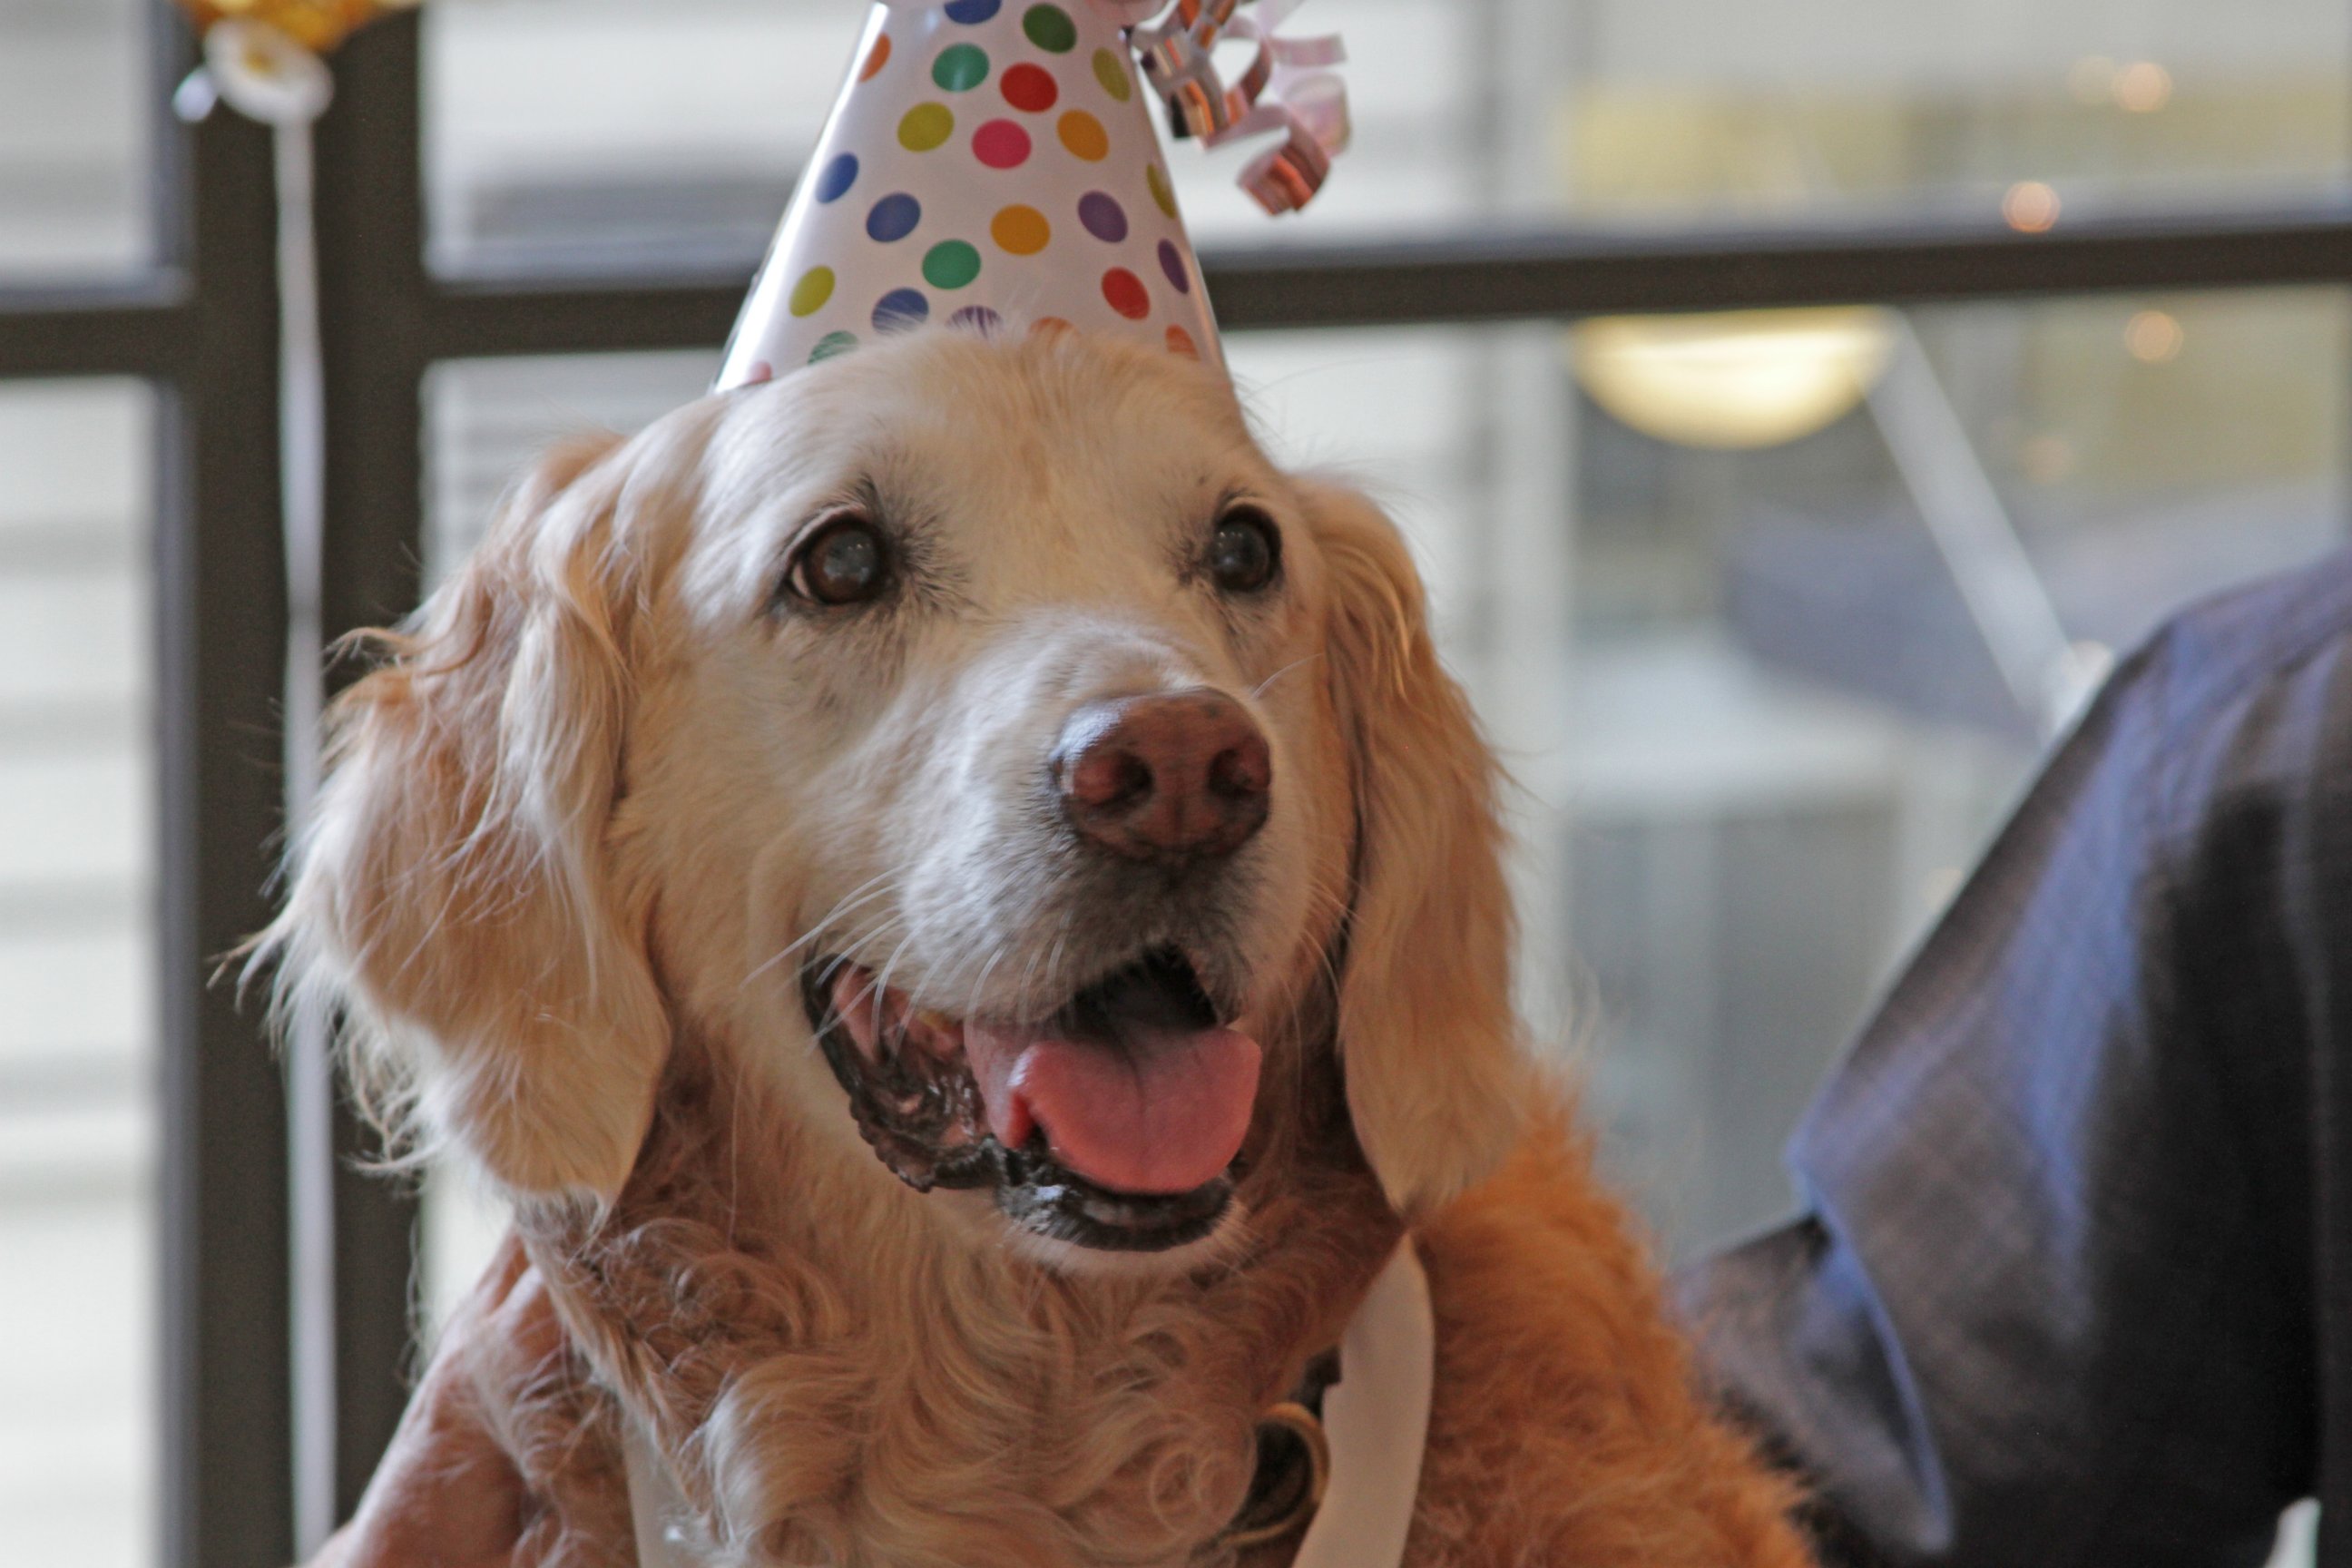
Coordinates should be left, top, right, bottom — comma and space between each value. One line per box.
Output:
1054, 690, 1271, 862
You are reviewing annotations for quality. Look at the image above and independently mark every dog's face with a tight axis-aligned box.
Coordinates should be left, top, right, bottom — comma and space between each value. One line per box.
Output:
641, 340, 1346, 1258
277, 331, 1526, 1267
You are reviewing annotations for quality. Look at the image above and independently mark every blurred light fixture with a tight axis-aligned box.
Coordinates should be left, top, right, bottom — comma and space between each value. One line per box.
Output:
2124, 309, 2184, 362
2112, 61, 2173, 112
1571, 307, 1896, 450
2004, 181, 2062, 232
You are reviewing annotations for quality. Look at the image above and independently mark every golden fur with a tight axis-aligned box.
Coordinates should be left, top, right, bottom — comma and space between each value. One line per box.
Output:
269, 330, 1813, 1566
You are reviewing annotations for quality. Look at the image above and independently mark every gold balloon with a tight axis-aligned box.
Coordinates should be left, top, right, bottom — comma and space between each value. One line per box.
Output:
175, 0, 418, 55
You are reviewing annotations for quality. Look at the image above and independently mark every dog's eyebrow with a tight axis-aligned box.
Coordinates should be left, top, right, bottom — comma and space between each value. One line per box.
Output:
779, 475, 893, 552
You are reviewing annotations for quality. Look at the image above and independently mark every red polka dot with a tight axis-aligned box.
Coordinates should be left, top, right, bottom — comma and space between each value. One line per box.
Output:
1164, 327, 1198, 360
1001, 63, 1058, 113
745, 359, 775, 383
1102, 268, 1150, 320
973, 119, 1033, 170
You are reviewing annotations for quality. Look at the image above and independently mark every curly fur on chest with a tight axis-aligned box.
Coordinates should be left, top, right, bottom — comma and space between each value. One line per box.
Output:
516, 1043, 1399, 1568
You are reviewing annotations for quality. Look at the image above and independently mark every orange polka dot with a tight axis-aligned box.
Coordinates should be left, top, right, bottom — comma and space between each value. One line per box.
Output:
991, 203, 1052, 255
859, 33, 892, 81
1057, 110, 1109, 162
1030, 316, 1075, 339
1165, 325, 1199, 359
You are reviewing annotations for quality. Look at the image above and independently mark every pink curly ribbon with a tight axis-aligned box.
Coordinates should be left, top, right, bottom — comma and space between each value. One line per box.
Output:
1094, 0, 1350, 215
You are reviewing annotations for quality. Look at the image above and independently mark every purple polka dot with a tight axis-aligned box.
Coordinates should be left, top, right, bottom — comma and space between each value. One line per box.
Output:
1158, 239, 1190, 293
815, 152, 858, 203
867, 191, 922, 242
873, 289, 930, 331
948, 305, 1004, 337
1077, 191, 1128, 242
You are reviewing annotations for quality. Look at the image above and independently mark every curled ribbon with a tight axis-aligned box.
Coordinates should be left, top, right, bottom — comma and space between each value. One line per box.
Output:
1097, 0, 1351, 215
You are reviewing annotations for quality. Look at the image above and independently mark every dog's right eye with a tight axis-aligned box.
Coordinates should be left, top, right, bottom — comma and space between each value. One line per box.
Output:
785, 515, 893, 607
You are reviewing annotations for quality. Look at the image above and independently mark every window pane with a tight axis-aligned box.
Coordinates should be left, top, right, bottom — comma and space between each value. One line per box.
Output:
0, 0, 154, 280
425, 1, 836, 272
0, 378, 158, 1567
1544, 0, 2352, 224
424, 0, 2350, 271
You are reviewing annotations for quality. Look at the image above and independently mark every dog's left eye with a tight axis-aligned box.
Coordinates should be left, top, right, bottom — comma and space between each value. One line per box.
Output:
786, 515, 893, 607
1207, 507, 1281, 595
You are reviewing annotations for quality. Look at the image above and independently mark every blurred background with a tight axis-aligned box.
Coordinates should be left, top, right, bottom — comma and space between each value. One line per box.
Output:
1, 0, 2346, 1563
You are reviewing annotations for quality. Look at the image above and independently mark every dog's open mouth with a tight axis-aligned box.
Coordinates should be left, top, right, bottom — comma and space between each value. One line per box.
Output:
801, 948, 1262, 1252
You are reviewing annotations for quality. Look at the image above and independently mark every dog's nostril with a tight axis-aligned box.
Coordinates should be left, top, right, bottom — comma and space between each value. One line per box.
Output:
1209, 735, 1271, 801
1055, 689, 1272, 862
1068, 745, 1153, 812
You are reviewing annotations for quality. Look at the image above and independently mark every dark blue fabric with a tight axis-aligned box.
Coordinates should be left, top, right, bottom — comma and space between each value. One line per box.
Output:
1679, 550, 2352, 1567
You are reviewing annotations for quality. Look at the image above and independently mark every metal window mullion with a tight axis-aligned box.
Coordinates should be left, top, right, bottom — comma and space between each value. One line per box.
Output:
407, 207, 2352, 361
0, 289, 195, 378
152, 4, 298, 1565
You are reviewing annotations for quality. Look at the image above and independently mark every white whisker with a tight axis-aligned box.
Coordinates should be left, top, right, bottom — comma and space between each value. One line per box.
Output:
1250, 653, 1324, 701
739, 868, 904, 990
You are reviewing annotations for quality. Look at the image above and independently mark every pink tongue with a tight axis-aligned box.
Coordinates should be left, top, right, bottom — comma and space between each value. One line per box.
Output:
964, 1022, 1262, 1196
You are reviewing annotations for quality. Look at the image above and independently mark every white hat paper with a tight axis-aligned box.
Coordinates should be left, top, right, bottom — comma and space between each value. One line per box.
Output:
718, 0, 1348, 390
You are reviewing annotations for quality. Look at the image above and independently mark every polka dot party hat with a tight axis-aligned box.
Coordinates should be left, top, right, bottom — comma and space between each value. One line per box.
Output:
718, 0, 1348, 389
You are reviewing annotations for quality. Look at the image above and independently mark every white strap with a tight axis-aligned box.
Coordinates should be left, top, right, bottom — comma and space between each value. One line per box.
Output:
617, 1237, 1434, 1567
1290, 1237, 1432, 1568
622, 1406, 705, 1568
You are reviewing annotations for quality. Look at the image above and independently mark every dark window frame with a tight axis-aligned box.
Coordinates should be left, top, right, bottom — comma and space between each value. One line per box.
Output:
3, 5, 2349, 1563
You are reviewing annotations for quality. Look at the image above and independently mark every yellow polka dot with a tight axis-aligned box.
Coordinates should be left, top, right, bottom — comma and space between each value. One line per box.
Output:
789, 266, 836, 318
991, 203, 1052, 256
1057, 110, 1109, 162
898, 103, 956, 152
1092, 47, 1132, 102
1146, 162, 1177, 218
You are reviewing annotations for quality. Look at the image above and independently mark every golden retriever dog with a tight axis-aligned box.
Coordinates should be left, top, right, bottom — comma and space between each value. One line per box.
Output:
270, 328, 1815, 1567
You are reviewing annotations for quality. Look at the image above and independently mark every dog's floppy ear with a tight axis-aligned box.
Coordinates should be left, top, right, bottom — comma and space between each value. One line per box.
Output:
1303, 479, 1531, 1217
269, 431, 670, 1202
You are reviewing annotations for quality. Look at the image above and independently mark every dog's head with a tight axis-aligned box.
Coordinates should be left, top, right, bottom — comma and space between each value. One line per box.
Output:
272, 330, 1527, 1264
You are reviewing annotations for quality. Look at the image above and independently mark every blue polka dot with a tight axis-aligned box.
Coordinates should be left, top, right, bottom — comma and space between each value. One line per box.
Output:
867, 192, 923, 242
815, 152, 858, 203
874, 289, 930, 331
945, 0, 1001, 21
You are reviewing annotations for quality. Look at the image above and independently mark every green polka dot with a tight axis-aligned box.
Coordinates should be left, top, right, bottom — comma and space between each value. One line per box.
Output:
1023, 4, 1077, 53
1146, 162, 1177, 219
789, 266, 836, 318
932, 43, 990, 93
898, 103, 956, 152
1092, 47, 1132, 102
809, 330, 859, 363
922, 240, 983, 289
